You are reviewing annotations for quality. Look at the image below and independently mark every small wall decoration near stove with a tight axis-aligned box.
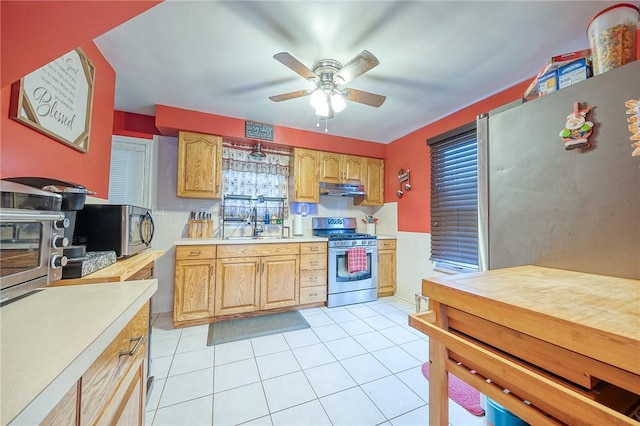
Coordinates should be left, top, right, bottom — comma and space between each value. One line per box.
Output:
559, 102, 594, 151
397, 168, 412, 198
9, 48, 95, 153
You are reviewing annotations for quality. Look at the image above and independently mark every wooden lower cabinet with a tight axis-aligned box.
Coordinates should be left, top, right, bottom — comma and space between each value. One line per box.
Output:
43, 303, 150, 425
215, 251, 299, 315
215, 257, 260, 315
173, 242, 329, 326
260, 255, 300, 310
174, 246, 216, 325
81, 303, 149, 425
377, 239, 397, 297
42, 383, 79, 425
299, 243, 328, 304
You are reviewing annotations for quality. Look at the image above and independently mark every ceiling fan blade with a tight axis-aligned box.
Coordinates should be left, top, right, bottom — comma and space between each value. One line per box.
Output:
343, 88, 386, 107
273, 52, 317, 81
334, 50, 380, 84
269, 90, 310, 102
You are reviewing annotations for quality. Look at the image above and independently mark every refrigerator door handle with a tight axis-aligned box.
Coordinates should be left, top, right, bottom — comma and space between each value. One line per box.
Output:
476, 113, 490, 272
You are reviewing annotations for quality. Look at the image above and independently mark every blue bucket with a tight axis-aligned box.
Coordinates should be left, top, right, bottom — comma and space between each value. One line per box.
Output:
486, 398, 529, 426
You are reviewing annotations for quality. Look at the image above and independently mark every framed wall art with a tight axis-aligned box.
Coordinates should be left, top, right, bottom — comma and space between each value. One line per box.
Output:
9, 48, 95, 153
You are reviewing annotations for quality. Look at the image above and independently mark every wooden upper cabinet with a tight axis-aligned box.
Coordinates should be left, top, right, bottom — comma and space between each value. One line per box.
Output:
291, 148, 319, 203
319, 152, 362, 183
177, 131, 222, 198
356, 158, 384, 206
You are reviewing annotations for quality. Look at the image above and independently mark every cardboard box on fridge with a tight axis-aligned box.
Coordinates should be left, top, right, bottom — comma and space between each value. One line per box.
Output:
558, 57, 592, 89
537, 70, 558, 97
524, 49, 591, 99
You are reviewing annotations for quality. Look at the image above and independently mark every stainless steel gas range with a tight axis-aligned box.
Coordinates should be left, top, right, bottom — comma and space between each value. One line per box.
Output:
312, 217, 377, 308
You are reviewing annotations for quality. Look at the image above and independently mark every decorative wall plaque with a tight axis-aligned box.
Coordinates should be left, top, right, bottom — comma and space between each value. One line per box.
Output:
9, 48, 95, 153
245, 120, 274, 141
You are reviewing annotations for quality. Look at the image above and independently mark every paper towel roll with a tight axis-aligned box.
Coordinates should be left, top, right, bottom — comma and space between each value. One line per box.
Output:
293, 214, 303, 235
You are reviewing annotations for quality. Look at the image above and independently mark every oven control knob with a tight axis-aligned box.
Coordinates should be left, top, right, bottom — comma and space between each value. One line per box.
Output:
50, 254, 68, 269
52, 235, 69, 249
352, 241, 357, 246
54, 218, 70, 230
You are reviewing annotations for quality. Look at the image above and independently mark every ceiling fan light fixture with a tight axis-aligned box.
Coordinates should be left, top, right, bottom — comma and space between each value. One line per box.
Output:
309, 90, 325, 109
314, 101, 330, 117
331, 93, 347, 113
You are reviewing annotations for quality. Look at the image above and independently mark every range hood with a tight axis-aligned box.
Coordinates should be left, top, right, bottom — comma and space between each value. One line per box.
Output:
319, 181, 366, 197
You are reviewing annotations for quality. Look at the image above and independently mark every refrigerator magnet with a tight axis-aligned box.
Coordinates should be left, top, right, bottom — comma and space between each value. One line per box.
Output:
559, 101, 594, 150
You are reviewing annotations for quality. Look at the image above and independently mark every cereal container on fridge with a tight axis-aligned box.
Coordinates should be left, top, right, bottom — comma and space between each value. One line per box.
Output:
587, 3, 639, 75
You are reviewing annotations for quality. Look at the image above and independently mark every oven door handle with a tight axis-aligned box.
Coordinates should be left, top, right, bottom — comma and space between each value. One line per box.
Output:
0, 211, 65, 222
330, 247, 375, 254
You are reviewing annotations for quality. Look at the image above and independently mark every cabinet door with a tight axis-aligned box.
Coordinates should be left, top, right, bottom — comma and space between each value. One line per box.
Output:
319, 152, 343, 183
174, 259, 216, 322
177, 131, 222, 198
216, 257, 260, 315
81, 304, 149, 425
358, 158, 384, 206
377, 249, 397, 296
260, 255, 299, 310
292, 148, 319, 203
42, 383, 78, 425
343, 155, 363, 182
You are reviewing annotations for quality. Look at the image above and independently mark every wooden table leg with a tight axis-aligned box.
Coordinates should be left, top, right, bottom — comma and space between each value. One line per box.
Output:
429, 300, 449, 426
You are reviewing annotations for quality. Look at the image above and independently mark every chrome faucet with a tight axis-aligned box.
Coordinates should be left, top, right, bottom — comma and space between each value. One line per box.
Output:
251, 207, 263, 238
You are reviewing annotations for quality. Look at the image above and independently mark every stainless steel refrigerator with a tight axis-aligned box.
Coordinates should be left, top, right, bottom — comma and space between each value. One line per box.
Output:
477, 60, 639, 280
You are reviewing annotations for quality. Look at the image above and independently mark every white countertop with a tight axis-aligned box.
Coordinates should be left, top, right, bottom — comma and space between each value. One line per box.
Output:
175, 236, 328, 245
175, 234, 396, 245
0, 279, 157, 425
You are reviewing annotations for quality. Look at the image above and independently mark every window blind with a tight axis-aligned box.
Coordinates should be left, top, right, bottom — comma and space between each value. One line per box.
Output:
429, 126, 479, 272
108, 139, 149, 207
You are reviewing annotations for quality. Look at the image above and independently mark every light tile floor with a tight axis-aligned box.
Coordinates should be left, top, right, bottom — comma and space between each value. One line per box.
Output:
145, 296, 486, 426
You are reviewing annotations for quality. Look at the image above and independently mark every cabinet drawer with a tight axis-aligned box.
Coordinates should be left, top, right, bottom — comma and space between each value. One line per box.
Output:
217, 243, 299, 258
300, 253, 327, 270
300, 242, 327, 254
377, 239, 396, 250
300, 269, 327, 287
126, 262, 153, 281
300, 285, 327, 304
81, 303, 149, 424
176, 245, 217, 260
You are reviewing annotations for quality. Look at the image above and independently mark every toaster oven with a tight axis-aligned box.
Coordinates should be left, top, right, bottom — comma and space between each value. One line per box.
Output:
0, 181, 69, 304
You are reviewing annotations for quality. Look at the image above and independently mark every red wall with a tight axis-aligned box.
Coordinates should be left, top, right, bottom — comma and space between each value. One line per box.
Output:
155, 105, 387, 158
1, 42, 115, 197
386, 80, 531, 233
113, 111, 159, 139
0, 1, 160, 198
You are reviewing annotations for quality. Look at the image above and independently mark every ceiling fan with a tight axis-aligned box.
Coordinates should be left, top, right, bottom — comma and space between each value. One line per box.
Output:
269, 50, 386, 119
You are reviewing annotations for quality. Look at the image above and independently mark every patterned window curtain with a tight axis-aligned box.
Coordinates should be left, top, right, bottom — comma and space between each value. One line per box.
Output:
221, 141, 291, 216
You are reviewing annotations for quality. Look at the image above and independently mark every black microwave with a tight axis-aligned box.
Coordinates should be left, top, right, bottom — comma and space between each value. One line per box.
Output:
74, 204, 154, 258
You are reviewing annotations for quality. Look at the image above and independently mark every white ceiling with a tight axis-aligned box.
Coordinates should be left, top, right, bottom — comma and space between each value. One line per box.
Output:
94, 1, 617, 144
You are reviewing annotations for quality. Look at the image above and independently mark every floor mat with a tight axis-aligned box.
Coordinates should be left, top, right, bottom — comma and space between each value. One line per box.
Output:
207, 310, 310, 346
421, 362, 485, 416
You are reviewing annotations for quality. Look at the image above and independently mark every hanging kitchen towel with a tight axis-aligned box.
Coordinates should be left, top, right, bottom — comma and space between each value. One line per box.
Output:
347, 247, 367, 273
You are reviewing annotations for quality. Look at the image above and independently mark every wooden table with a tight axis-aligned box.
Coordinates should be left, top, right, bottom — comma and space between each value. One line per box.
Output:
409, 265, 640, 425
